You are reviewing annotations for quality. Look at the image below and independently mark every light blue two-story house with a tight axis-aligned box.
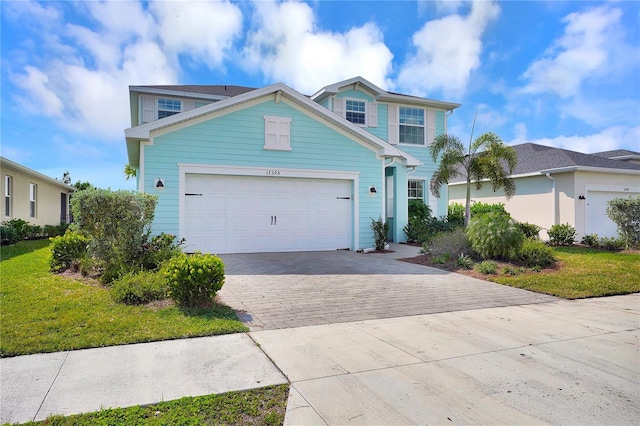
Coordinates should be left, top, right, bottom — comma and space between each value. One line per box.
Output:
125, 77, 460, 254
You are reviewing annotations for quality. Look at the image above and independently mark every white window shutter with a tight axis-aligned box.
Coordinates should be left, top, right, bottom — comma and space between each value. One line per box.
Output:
141, 96, 156, 124
333, 97, 345, 118
388, 104, 398, 145
427, 109, 436, 145
265, 119, 277, 147
278, 120, 290, 147
428, 193, 438, 217
264, 116, 292, 151
368, 102, 378, 128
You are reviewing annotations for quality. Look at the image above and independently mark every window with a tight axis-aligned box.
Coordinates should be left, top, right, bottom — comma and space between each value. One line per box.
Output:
29, 183, 37, 218
263, 116, 292, 151
408, 180, 424, 199
399, 107, 425, 145
4, 175, 11, 217
157, 99, 181, 119
345, 100, 366, 125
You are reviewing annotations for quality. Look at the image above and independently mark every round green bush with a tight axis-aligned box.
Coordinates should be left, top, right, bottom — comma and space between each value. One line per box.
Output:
49, 231, 89, 272
165, 252, 225, 307
519, 238, 555, 267
111, 270, 168, 305
466, 211, 524, 260
548, 223, 576, 245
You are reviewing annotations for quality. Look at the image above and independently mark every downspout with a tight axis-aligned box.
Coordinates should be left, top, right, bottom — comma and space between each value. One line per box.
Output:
545, 173, 558, 226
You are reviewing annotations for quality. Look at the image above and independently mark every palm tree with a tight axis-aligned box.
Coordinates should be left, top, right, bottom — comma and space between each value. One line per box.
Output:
429, 131, 517, 226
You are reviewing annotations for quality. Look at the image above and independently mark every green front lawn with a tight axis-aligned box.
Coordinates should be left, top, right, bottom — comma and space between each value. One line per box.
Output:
0, 240, 247, 357
19, 384, 289, 426
489, 246, 640, 299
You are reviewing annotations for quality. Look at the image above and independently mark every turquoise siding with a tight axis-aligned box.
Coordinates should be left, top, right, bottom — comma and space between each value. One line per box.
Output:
194, 101, 211, 108
144, 98, 385, 250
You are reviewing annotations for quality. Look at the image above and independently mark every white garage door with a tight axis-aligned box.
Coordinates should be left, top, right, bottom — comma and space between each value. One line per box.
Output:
184, 174, 352, 254
585, 191, 639, 238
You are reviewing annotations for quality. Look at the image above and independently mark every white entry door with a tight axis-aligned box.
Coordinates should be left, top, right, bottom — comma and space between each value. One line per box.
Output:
184, 174, 352, 253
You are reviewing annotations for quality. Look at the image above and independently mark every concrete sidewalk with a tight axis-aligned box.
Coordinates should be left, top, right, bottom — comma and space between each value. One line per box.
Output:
0, 334, 286, 424
252, 294, 640, 425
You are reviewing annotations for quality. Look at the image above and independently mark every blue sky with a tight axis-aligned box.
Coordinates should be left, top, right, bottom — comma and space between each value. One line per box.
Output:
2, 0, 639, 190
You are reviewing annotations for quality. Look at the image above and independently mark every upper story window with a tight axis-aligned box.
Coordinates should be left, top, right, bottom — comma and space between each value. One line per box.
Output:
399, 107, 425, 145
29, 183, 37, 218
4, 175, 12, 217
408, 179, 424, 199
157, 99, 182, 119
345, 100, 366, 125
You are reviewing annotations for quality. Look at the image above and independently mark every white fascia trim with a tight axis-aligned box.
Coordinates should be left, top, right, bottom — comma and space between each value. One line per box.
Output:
376, 93, 461, 111
177, 164, 360, 251
541, 166, 640, 175
584, 183, 640, 193
130, 86, 230, 101
310, 76, 386, 101
608, 155, 640, 161
0, 156, 76, 191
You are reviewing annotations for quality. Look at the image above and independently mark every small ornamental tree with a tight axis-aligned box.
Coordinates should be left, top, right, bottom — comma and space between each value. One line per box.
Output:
71, 189, 157, 282
606, 196, 640, 249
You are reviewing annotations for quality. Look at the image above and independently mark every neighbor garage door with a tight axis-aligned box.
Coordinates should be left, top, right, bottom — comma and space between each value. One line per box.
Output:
585, 190, 639, 238
184, 174, 352, 253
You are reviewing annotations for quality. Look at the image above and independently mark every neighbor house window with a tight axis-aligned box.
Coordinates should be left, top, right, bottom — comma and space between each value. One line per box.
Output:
157, 98, 181, 119
4, 175, 11, 217
408, 180, 424, 199
345, 100, 366, 125
399, 107, 425, 145
29, 183, 37, 218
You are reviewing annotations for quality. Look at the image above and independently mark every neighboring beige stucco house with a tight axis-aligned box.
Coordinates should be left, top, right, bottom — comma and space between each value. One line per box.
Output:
1, 157, 75, 227
448, 144, 640, 240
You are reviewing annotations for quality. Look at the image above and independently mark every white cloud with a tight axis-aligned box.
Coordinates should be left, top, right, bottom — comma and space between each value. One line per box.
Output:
150, 0, 243, 68
510, 124, 640, 154
397, 0, 500, 97
11, 66, 64, 117
242, 0, 393, 94
521, 6, 624, 98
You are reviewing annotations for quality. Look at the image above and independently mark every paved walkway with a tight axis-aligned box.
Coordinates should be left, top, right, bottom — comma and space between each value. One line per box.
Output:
217, 244, 557, 330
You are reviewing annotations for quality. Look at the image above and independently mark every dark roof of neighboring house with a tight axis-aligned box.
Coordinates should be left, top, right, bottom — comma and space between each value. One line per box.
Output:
591, 149, 640, 159
134, 85, 257, 97
450, 143, 640, 183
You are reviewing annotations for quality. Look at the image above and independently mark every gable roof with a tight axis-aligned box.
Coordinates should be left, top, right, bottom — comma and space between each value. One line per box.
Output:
511, 143, 640, 174
310, 76, 461, 111
0, 157, 75, 191
125, 82, 421, 168
130, 84, 256, 100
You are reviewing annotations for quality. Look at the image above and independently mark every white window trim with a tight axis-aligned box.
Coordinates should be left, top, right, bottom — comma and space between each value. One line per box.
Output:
157, 98, 183, 119
408, 179, 425, 200
263, 115, 292, 151
29, 182, 37, 218
343, 98, 367, 127
398, 106, 427, 147
4, 175, 11, 217
334, 97, 378, 128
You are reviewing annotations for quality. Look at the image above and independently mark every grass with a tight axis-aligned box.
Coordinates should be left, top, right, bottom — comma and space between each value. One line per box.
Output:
0, 240, 248, 357
488, 246, 640, 299
18, 384, 289, 426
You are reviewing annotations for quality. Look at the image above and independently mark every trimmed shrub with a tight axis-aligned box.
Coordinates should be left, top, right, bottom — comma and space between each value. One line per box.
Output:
44, 223, 69, 238
408, 199, 431, 221
427, 228, 472, 258
581, 233, 599, 247
606, 196, 640, 249
470, 202, 509, 218
111, 270, 168, 305
475, 260, 497, 274
447, 202, 465, 226
141, 233, 185, 271
49, 231, 89, 272
1, 225, 18, 245
519, 238, 555, 267
4, 218, 30, 240
24, 224, 43, 239
165, 253, 225, 307
548, 223, 576, 245
598, 236, 625, 251
518, 222, 542, 239
466, 211, 524, 260
371, 217, 389, 251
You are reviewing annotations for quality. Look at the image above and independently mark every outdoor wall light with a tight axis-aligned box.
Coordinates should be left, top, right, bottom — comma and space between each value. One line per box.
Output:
155, 178, 165, 189
578, 194, 586, 200
369, 185, 377, 193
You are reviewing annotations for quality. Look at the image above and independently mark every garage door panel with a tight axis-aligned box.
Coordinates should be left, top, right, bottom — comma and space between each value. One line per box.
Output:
184, 174, 352, 253
586, 191, 640, 238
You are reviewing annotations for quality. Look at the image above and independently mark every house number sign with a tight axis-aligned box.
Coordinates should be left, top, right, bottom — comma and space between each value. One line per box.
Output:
266, 170, 281, 176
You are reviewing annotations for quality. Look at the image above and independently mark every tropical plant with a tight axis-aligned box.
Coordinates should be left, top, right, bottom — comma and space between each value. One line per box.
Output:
548, 223, 576, 246
165, 252, 225, 307
429, 131, 517, 226
466, 211, 524, 260
371, 216, 389, 251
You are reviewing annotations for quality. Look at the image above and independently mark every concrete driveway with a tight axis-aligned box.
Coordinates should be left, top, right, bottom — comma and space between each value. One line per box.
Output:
217, 244, 557, 330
